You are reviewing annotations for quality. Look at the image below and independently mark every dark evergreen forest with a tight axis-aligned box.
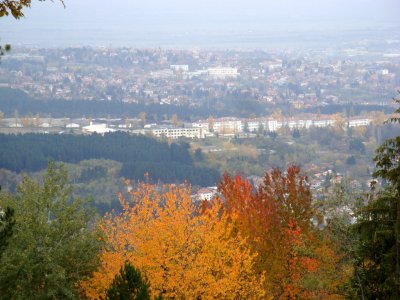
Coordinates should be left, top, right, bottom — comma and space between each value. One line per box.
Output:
0, 132, 220, 186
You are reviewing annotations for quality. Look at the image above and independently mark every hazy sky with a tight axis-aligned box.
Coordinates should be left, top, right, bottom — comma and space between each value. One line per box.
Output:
1, 0, 399, 47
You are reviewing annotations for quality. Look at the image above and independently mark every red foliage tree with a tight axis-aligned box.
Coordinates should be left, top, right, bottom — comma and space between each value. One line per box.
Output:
218, 165, 346, 299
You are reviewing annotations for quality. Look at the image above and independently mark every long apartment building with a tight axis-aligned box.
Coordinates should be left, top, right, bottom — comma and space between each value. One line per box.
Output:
192, 117, 243, 134
207, 67, 239, 79
193, 115, 372, 134
150, 127, 206, 139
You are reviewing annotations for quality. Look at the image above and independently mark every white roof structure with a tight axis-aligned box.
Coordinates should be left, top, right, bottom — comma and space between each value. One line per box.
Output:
82, 123, 115, 134
66, 123, 80, 128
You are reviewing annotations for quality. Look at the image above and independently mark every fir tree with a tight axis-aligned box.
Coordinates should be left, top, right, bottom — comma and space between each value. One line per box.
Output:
0, 206, 14, 259
106, 262, 151, 300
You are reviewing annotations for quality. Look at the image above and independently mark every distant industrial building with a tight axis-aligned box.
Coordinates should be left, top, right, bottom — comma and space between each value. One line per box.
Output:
82, 123, 115, 135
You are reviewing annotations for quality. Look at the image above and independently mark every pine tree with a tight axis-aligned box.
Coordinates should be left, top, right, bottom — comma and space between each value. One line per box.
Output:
0, 206, 14, 259
106, 262, 151, 300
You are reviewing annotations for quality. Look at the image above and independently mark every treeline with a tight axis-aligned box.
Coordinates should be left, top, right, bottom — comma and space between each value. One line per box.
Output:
0, 88, 275, 119
0, 132, 219, 186
1, 87, 392, 120
0, 88, 210, 120
305, 103, 394, 115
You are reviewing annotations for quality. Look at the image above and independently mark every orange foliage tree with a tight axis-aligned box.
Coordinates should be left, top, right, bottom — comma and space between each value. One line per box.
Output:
218, 165, 347, 299
80, 181, 266, 299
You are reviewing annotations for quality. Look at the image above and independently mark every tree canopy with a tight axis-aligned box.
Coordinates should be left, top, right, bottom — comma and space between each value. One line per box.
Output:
351, 93, 400, 298
0, 162, 101, 299
218, 166, 348, 299
80, 181, 265, 299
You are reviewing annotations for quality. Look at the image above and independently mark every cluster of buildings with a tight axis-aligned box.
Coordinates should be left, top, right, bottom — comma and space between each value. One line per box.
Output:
1, 113, 375, 139
73, 114, 375, 138
0, 45, 398, 109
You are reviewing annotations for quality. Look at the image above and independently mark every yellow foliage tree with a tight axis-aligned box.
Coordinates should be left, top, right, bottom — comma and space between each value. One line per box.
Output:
332, 113, 346, 132
171, 114, 179, 126
80, 181, 265, 299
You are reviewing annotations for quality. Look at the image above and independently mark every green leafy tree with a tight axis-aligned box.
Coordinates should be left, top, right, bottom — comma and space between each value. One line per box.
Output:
0, 162, 102, 299
106, 262, 151, 300
352, 93, 400, 299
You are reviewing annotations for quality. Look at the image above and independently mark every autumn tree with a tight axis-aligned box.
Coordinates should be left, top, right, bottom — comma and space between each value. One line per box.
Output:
21, 112, 32, 127
207, 116, 214, 132
0, 0, 64, 19
171, 114, 178, 126
218, 166, 347, 299
138, 112, 146, 127
0, 162, 102, 299
34, 113, 40, 127
272, 108, 283, 122
123, 116, 130, 128
81, 181, 265, 299
332, 112, 346, 133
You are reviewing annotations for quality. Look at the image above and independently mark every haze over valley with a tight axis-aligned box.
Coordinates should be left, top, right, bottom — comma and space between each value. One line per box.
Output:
1, 1, 400, 299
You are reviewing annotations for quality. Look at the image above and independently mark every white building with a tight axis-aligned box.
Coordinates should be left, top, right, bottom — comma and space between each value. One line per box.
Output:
82, 123, 115, 134
150, 69, 174, 79
66, 123, 80, 128
170, 64, 189, 72
151, 127, 206, 139
192, 120, 209, 129
40, 122, 52, 128
312, 119, 335, 127
246, 118, 279, 132
207, 67, 239, 79
187, 70, 208, 78
9, 122, 23, 128
348, 118, 372, 127
194, 187, 218, 201
193, 114, 373, 137
213, 118, 243, 134
193, 117, 244, 134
